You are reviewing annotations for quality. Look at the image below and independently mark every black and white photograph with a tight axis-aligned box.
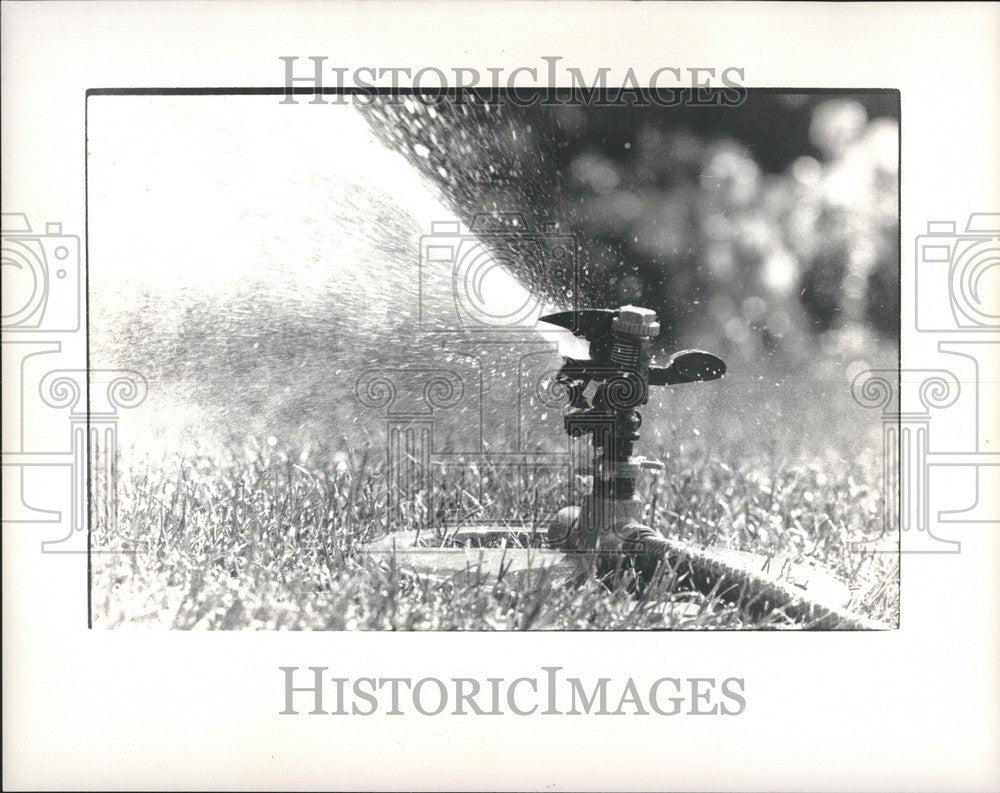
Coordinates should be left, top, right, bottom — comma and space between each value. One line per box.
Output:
3, 2, 998, 791
88, 88, 900, 630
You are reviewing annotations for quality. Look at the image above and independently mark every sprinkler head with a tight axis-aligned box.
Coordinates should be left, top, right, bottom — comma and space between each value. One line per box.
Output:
539, 305, 728, 560
539, 306, 727, 394
612, 305, 660, 339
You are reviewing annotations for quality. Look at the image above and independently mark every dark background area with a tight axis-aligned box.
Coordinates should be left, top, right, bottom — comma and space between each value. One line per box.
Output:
363, 89, 900, 366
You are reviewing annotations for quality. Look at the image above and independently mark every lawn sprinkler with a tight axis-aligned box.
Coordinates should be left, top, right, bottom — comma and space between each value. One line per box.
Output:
365, 304, 888, 629
539, 306, 725, 577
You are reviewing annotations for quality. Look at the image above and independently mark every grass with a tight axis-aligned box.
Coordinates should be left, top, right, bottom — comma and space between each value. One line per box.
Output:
91, 353, 900, 630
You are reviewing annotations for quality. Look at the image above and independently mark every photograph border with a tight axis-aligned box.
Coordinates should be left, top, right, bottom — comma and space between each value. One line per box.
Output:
83, 85, 903, 631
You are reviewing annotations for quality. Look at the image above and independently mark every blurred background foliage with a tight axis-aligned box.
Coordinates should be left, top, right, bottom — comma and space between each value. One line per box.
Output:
364, 90, 899, 367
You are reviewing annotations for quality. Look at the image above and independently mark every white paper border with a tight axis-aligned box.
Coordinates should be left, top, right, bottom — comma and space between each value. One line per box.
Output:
2, 2, 999, 790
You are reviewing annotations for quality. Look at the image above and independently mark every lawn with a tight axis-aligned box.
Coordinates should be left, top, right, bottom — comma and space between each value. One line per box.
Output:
91, 348, 899, 630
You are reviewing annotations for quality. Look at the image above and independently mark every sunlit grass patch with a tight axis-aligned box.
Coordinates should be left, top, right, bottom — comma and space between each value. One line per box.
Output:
92, 362, 898, 630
